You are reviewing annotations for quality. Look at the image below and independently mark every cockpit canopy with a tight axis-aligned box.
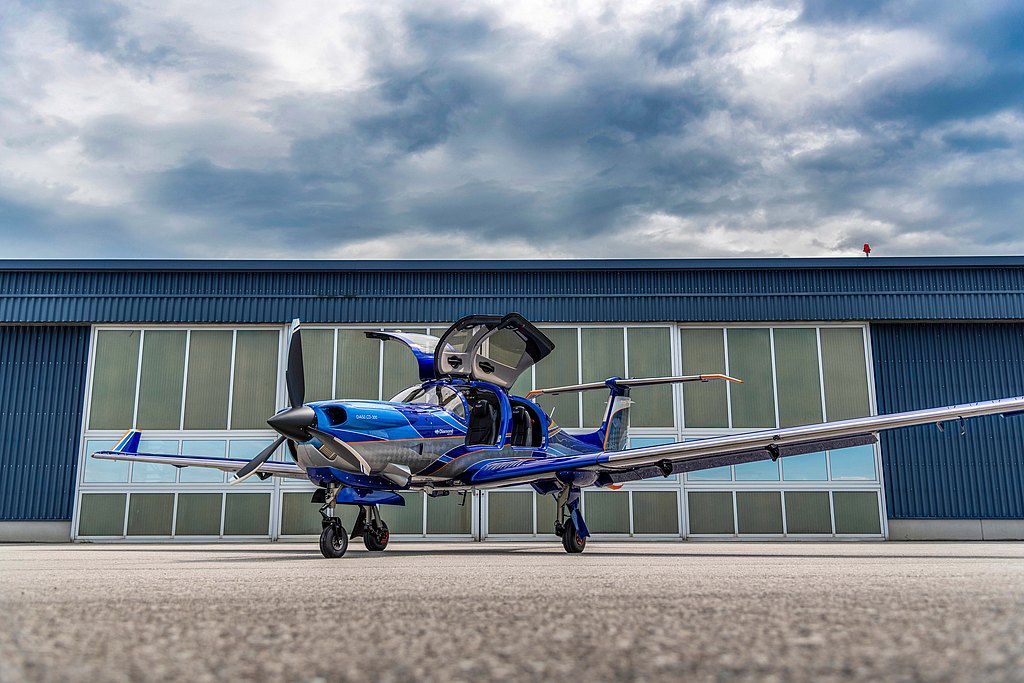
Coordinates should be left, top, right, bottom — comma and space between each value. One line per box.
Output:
366, 313, 555, 391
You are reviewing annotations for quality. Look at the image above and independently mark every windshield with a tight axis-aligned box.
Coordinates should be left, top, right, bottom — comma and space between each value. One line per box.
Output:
390, 384, 467, 419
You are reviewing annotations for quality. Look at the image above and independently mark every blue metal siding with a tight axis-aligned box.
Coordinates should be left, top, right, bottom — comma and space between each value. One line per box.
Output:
3, 261, 1024, 323
0, 326, 90, 520
872, 323, 1024, 519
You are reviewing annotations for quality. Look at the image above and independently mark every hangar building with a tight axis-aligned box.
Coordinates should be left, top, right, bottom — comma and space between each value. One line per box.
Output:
2, 257, 1023, 543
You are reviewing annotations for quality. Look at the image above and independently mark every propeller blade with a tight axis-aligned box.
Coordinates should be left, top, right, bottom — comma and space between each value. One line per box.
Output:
286, 318, 305, 408
232, 435, 287, 484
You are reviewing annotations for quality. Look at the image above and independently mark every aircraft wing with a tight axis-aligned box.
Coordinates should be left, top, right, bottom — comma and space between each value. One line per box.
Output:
91, 432, 306, 480
461, 395, 1024, 488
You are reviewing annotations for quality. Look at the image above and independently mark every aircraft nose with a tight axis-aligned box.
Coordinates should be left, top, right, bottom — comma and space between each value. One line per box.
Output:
267, 405, 317, 441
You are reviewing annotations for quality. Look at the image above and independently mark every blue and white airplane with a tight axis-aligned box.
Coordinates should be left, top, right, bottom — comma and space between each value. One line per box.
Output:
94, 313, 1024, 557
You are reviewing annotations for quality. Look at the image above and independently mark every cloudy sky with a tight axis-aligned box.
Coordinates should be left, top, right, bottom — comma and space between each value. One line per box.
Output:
1, 0, 1022, 259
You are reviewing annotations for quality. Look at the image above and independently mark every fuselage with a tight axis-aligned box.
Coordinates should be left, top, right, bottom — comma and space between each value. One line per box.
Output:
289, 378, 602, 491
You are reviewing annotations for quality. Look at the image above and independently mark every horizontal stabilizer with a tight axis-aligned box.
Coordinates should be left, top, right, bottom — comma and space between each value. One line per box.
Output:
526, 374, 741, 398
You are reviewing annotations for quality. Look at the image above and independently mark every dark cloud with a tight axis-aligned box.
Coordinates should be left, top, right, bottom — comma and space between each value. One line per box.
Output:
1, 1, 1023, 258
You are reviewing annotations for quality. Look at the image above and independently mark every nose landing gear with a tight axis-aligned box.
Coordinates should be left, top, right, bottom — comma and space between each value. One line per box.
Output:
318, 492, 349, 558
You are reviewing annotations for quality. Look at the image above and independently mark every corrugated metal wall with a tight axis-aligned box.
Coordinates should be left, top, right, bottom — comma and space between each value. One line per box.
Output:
0, 326, 90, 520
2, 263, 1024, 323
873, 323, 1024, 519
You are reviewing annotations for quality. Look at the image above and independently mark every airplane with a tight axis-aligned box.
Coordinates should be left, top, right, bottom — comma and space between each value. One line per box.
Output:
93, 312, 1024, 557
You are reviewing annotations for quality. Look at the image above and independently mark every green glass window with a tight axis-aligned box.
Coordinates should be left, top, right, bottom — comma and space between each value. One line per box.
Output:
126, 493, 174, 536
535, 328, 580, 428
426, 494, 471, 534
179, 440, 226, 483
77, 493, 126, 536
833, 491, 881, 534
784, 491, 832, 534
681, 329, 728, 428
183, 330, 232, 430
136, 330, 186, 430
736, 491, 783, 534
381, 492, 424, 534
829, 445, 877, 480
627, 327, 674, 427
535, 492, 557, 535
581, 329, 625, 427
223, 493, 271, 536
280, 492, 322, 535
632, 491, 679, 534
773, 328, 823, 427
585, 491, 629, 534
89, 330, 140, 430
175, 493, 222, 535
131, 439, 178, 483
727, 328, 776, 428
231, 330, 278, 429
301, 329, 335, 403
337, 330, 381, 400
83, 439, 127, 483
488, 491, 533, 534
820, 328, 871, 421
382, 328, 426, 401
687, 492, 734, 534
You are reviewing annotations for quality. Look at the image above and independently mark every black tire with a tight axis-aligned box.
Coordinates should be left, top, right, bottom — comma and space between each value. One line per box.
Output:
319, 524, 348, 558
362, 522, 390, 552
561, 519, 586, 554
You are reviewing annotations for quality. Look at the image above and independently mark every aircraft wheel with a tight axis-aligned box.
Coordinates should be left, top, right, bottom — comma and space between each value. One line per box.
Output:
363, 522, 390, 552
561, 519, 586, 554
319, 523, 349, 558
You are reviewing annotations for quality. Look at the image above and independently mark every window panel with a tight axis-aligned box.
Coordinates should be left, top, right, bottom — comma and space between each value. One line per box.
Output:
223, 493, 271, 535
535, 492, 557, 535
83, 439, 127, 483
781, 452, 828, 481
736, 491, 783, 534
131, 439, 178, 483
510, 368, 533, 398
89, 330, 139, 430
381, 492, 424, 534
179, 440, 226, 483
126, 493, 173, 536
820, 328, 871, 421
734, 458, 780, 481
231, 330, 278, 429
78, 493, 126, 536
581, 329, 624, 428
627, 328, 674, 427
727, 328, 776, 428
301, 329, 335, 403
426, 494, 471, 534
784, 491, 832, 534
632, 491, 679, 534
585, 491, 629, 534
535, 328, 580, 428
829, 445, 877, 480
687, 466, 732, 481
488, 491, 533, 534
136, 330, 186, 430
337, 330, 381, 400
280, 492, 322, 535
773, 328, 823, 427
833, 491, 881, 534
175, 493, 221, 535
382, 329, 426, 403
687, 492, 734, 534
183, 330, 231, 430
680, 329, 728, 428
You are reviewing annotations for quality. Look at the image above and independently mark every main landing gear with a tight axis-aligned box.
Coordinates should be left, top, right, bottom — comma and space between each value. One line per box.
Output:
553, 487, 589, 554
317, 497, 390, 558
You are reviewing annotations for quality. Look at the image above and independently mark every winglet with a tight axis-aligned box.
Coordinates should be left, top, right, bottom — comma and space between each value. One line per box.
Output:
112, 430, 142, 454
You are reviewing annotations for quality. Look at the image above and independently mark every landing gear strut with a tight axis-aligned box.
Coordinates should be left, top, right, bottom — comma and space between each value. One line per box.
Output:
318, 492, 348, 558
553, 487, 589, 554
352, 504, 390, 552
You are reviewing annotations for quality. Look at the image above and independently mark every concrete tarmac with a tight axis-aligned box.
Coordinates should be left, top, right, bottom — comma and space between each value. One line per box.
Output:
1, 542, 1023, 682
